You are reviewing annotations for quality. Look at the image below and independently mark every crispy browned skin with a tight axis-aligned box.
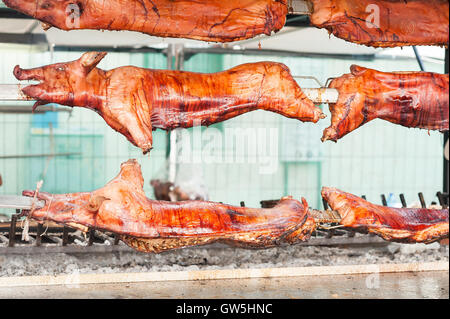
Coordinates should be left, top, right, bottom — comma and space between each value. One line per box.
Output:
322, 187, 449, 243
309, 0, 449, 47
22, 159, 316, 253
322, 65, 449, 142
13, 52, 324, 154
3, 0, 288, 42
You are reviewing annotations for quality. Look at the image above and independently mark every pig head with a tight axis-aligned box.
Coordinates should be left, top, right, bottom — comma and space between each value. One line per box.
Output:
14, 52, 154, 154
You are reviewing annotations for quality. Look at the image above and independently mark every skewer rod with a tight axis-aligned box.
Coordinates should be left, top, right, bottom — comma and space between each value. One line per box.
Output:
0, 105, 72, 113
0, 195, 44, 210
0, 194, 342, 222
289, 0, 312, 15
0, 84, 32, 101
309, 209, 342, 223
303, 88, 339, 104
0, 84, 339, 104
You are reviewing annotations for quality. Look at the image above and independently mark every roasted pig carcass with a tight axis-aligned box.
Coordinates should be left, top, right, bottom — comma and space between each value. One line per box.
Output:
14, 52, 324, 154
322, 65, 449, 142
322, 187, 449, 243
4, 0, 449, 47
309, 0, 449, 48
3, 0, 288, 42
22, 160, 316, 253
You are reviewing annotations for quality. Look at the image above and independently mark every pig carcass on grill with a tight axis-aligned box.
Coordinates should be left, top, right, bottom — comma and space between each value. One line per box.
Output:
309, 0, 449, 48
14, 52, 324, 154
322, 187, 449, 243
22, 160, 316, 253
322, 65, 449, 142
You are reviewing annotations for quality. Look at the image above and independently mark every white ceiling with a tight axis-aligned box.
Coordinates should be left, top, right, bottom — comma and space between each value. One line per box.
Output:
0, 18, 39, 34
233, 27, 380, 55
0, 16, 380, 55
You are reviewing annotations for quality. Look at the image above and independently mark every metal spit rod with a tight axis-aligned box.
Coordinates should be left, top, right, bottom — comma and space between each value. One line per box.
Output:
0, 84, 339, 105
0, 195, 45, 210
0, 194, 342, 221
289, 0, 312, 15
0, 84, 32, 101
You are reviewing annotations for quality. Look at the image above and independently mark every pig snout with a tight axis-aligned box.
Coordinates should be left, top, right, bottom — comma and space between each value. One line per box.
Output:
22, 190, 54, 202
3, 0, 30, 12
3, 1, 48, 18
14, 66, 44, 81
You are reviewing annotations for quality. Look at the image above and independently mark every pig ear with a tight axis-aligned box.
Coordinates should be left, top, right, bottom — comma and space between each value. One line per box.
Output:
350, 65, 368, 76
79, 52, 107, 74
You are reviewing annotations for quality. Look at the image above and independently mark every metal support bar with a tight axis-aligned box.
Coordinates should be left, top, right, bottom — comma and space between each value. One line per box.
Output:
377, 195, 389, 238
0, 33, 47, 46
0, 104, 72, 114
88, 229, 95, 246
436, 192, 448, 208
165, 45, 175, 161
381, 194, 388, 207
444, 49, 449, 197
0, 153, 81, 159
302, 88, 339, 104
35, 223, 43, 246
114, 235, 120, 245
399, 194, 407, 208
322, 198, 329, 210
309, 209, 341, 224
167, 44, 185, 183
418, 193, 427, 208
8, 213, 18, 247
2, 84, 340, 105
412, 46, 425, 72
62, 227, 69, 246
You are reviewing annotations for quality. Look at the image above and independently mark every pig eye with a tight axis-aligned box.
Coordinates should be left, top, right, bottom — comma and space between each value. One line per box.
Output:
57, 67, 65, 71
40, 2, 53, 10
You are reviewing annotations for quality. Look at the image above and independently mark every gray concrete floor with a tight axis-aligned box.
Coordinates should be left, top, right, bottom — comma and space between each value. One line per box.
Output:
0, 271, 448, 299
